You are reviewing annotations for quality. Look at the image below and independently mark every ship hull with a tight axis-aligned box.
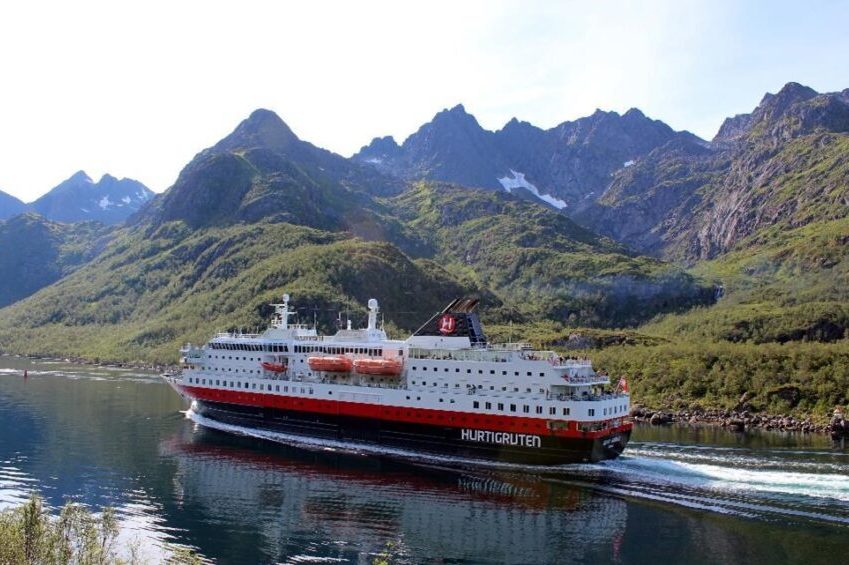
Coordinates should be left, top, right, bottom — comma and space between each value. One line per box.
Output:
194, 399, 630, 465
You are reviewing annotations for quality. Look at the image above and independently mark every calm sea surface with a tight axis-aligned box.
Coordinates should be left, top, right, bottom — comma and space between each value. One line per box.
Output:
1, 357, 848, 564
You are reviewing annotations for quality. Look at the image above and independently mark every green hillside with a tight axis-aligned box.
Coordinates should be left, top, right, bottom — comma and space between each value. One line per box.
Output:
388, 182, 713, 326
0, 213, 113, 307
0, 220, 486, 363
581, 218, 849, 419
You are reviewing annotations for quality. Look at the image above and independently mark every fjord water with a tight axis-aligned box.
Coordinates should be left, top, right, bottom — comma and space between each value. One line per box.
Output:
1, 358, 847, 564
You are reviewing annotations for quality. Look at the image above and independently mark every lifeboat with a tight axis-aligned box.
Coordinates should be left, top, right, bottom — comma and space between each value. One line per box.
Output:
260, 361, 287, 373
308, 356, 353, 372
353, 358, 403, 376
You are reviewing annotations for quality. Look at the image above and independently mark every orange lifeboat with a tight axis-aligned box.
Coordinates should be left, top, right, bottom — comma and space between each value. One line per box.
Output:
353, 358, 403, 376
260, 361, 287, 373
308, 356, 353, 372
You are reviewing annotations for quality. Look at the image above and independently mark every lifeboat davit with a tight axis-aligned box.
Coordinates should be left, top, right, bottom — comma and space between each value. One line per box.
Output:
308, 356, 353, 372
260, 361, 287, 373
353, 358, 403, 376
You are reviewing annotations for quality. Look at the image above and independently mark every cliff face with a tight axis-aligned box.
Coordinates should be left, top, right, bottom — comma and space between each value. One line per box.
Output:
581, 83, 849, 262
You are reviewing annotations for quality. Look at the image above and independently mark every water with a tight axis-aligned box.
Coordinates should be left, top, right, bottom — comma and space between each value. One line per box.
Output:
1, 357, 847, 564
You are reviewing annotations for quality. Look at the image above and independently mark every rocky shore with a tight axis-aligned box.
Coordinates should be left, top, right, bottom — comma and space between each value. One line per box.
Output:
631, 405, 849, 439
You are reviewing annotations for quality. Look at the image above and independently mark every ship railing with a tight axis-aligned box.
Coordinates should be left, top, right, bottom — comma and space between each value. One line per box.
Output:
559, 374, 610, 385
214, 332, 261, 339
549, 391, 628, 402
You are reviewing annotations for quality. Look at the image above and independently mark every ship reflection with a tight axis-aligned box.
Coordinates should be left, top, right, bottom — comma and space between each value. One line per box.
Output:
160, 424, 628, 563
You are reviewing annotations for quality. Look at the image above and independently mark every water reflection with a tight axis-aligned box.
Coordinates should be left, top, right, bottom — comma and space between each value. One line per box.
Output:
161, 424, 628, 563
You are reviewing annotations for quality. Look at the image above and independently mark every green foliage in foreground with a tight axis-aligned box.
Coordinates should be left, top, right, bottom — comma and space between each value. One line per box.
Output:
0, 493, 200, 564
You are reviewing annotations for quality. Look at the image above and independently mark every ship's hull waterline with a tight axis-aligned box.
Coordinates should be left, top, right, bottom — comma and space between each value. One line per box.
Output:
194, 398, 631, 465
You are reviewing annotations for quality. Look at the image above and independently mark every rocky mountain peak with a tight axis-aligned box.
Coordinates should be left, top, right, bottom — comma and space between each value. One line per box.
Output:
353, 135, 401, 160
758, 82, 818, 111
214, 108, 300, 154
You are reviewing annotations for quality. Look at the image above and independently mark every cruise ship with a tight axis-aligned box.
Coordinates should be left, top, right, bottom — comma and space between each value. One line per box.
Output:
163, 295, 631, 464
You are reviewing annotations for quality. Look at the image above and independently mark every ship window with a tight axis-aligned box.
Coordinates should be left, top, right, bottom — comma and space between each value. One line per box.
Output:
540, 388, 545, 393
412, 380, 417, 385
489, 370, 495, 375
252, 383, 257, 389
276, 386, 280, 392
502, 371, 507, 376
417, 397, 421, 401
526, 372, 531, 376
422, 381, 426, 386
510, 404, 516, 412
536, 406, 543, 414
514, 387, 519, 392
563, 407, 570, 416
498, 403, 504, 410
526, 388, 531, 393
444, 368, 449, 372
589, 409, 595, 417
539, 373, 545, 377
244, 382, 249, 389
478, 370, 483, 374
439, 398, 444, 403
473, 401, 479, 408
485, 402, 492, 409
523, 405, 529, 413
502, 387, 506, 391
412, 366, 416, 370
450, 399, 455, 403
406, 396, 410, 400
514, 372, 519, 376
550, 407, 556, 415
284, 386, 288, 392
467, 369, 471, 374
215, 380, 220, 385
455, 368, 460, 373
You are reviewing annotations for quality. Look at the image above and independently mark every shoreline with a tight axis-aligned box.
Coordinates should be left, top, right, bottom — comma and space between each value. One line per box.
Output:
0, 352, 178, 374
631, 405, 848, 439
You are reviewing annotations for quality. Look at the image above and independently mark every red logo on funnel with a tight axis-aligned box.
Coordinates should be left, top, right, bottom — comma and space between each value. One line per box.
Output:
438, 314, 456, 335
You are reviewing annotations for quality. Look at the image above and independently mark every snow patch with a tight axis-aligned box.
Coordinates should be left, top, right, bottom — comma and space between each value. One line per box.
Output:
80, 208, 90, 213
623, 160, 635, 167
98, 196, 113, 209
136, 191, 151, 201
497, 169, 568, 209
121, 196, 131, 205
365, 157, 383, 165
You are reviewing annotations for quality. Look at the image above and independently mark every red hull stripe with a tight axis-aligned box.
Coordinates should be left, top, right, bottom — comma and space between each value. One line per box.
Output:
180, 385, 631, 440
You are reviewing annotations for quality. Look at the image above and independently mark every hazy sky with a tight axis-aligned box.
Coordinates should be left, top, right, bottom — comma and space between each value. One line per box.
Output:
1, 0, 848, 201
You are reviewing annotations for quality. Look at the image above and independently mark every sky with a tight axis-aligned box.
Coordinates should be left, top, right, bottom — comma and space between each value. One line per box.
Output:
1, 0, 848, 201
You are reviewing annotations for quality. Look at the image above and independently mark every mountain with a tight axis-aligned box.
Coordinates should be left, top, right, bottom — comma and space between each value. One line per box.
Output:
0, 189, 27, 220
0, 213, 113, 307
0, 109, 712, 362
388, 182, 712, 326
30, 171, 154, 224
138, 109, 403, 231
581, 82, 849, 262
354, 104, 698, 213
